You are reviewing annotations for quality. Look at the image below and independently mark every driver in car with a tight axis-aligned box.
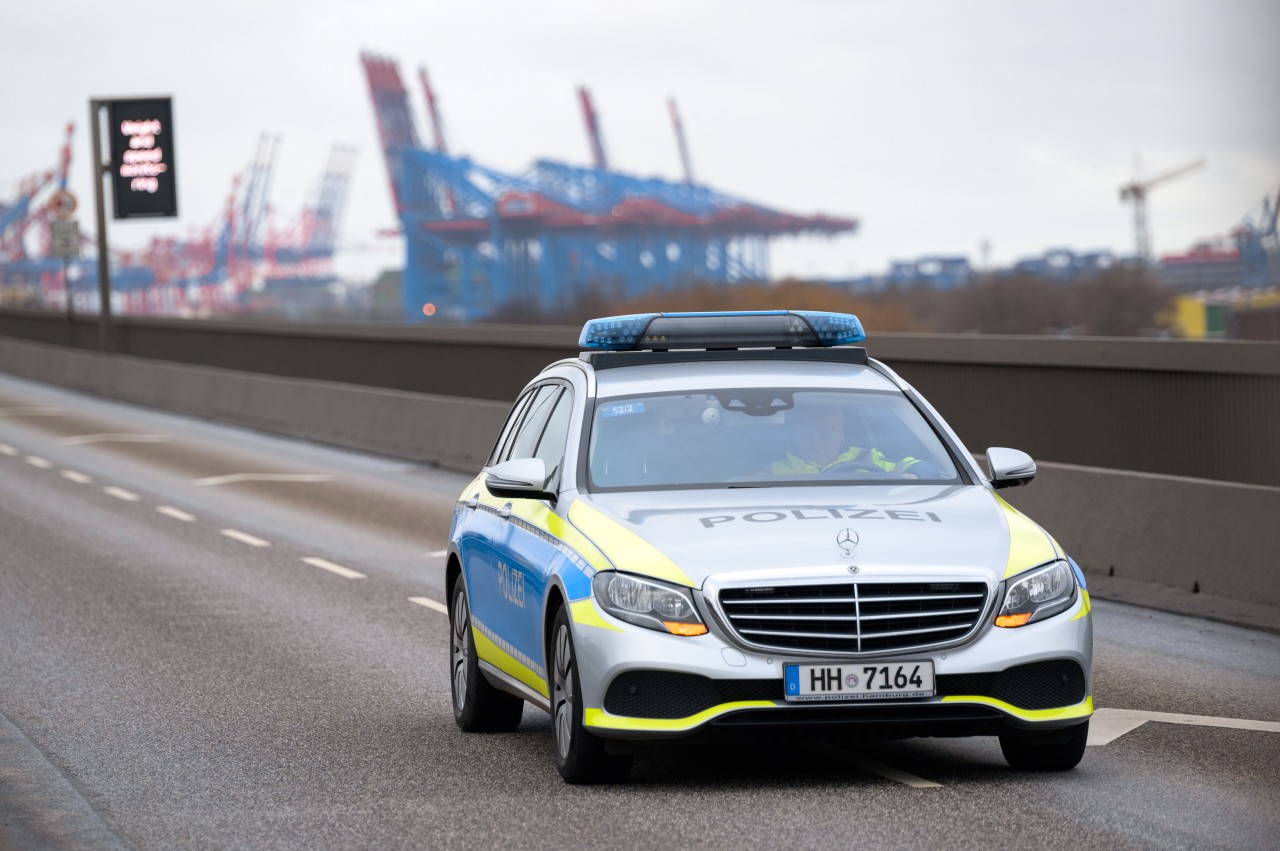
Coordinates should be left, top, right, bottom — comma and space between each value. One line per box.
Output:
767, 405, 922, 476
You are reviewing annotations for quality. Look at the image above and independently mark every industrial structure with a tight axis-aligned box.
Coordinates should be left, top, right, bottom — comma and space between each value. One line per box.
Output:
1, 128, 354, 315
1118, 156, 1205, 262
361, 53, 858, 321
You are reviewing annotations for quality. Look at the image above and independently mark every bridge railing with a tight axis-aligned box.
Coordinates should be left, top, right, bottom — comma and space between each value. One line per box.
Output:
2, 307, 1276, 487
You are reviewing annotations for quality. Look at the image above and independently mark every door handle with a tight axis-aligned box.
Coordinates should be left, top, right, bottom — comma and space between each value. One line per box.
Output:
497, 503, 513, 519
466, 494, 480, 510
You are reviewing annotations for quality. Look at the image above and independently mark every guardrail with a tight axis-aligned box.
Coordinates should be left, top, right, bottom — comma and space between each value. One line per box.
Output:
3, 307, 1277, 487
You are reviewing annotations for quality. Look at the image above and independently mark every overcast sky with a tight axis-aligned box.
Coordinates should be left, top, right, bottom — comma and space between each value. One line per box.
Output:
3, 0, 1277, 282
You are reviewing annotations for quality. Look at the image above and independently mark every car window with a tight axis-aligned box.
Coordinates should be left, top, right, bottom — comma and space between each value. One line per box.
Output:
587, 388, 960, 491
488, 389, 536, 467
505, 385, 560, 462
533, 389, 573, 482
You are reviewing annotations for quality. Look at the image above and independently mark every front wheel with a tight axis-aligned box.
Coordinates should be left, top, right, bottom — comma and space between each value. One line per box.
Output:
450, 581, 523, 732
550, 607, 633, 784
999, 720, 1089, 770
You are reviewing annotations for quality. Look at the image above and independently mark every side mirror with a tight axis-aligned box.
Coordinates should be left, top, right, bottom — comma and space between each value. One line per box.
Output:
486, 458, 555, 502
986, 447, 1036, 489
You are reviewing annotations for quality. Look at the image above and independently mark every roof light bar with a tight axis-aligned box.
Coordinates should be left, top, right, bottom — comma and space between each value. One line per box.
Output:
578, 310, 866, 351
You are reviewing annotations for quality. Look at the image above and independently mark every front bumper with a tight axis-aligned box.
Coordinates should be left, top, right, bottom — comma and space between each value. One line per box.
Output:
572, 588, 1093, 741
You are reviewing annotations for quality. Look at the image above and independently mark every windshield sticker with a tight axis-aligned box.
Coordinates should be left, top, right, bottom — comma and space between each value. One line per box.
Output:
600, 401, 646, 418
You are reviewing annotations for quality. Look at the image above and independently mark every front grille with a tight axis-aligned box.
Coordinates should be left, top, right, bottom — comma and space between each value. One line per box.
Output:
717, 581, 990, 655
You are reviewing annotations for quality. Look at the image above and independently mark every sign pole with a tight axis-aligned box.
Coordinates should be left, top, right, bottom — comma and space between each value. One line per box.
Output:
89, 99, 113, 352
64, 258, 73, 324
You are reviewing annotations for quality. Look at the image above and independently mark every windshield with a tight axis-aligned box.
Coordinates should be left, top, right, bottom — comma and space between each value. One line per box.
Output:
587, 388, 962, 491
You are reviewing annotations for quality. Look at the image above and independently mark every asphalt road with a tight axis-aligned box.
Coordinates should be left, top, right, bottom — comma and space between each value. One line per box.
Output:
1, 372, 1277, 850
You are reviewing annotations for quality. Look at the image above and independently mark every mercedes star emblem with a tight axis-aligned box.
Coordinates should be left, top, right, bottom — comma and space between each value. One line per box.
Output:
837, 528, 859, 558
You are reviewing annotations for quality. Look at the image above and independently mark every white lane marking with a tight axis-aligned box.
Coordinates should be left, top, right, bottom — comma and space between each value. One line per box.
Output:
25, 456, 52, 469
220, 529, 271, 548
103, 486, 140, 502
302, 557, 366, 580
409, 597, 448, 614
0, 443, 17, 456
194, 473, 333, 487
427, 549, 449, 558
1088, 707, 1280, 746
823, 746, 943, 788
61, 470, 93, 484
0, 406, 65, 418
156, 506, 196, 522
60, 433, 170, 445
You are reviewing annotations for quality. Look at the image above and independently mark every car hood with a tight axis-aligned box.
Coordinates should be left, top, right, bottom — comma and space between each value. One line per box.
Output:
571, 484, 1038, 588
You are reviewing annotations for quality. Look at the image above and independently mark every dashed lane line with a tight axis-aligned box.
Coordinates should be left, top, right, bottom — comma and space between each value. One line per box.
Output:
0, 443, 17, 456
302, 557, 366, 580
194, 473, 333, 487
61, 433, 170, 445
1088, 707, 1280, 746
220, 529, 271, 548
61, 470, 93, 484
103, 487, 140, 502
427, 549, 449, 558
156, 506, 195, 522
409, 597, 449, 614
820, 745, 943, 788
0, 406, 65, 418
25, 455, 52, 469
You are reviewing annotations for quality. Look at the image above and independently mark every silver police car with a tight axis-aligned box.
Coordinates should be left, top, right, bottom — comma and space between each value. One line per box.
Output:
446, 311, 1093, 783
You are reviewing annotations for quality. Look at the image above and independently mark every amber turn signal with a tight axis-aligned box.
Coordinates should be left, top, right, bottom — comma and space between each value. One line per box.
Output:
663, 622, 708, 636
995, 612, 1032, 628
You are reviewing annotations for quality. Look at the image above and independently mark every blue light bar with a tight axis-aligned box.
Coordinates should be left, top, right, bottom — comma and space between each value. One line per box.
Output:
577, 310, 866, 351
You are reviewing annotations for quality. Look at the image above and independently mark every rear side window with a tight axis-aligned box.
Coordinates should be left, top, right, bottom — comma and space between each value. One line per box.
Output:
488, 390, 536, 467
534, 389, 574, 482
504, 385, 561, 462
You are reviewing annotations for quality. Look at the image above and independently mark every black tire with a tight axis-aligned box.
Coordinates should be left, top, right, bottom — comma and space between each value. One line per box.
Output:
549, 607, 633, 784
449, 581, 523, 732
999, 720, 1089, 770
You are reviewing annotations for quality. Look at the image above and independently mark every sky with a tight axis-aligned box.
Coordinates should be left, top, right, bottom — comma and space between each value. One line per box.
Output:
2, 0, 1277, 283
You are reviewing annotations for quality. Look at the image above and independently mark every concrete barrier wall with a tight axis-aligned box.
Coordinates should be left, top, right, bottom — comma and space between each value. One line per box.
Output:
1000, 463, 1280, 610
3, 335, 1277, 615
3, 308, 1278, 487
0, 337, 510, 470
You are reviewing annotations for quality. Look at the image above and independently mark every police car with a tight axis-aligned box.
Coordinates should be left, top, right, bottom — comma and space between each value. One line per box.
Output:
446, 311, 1093, 783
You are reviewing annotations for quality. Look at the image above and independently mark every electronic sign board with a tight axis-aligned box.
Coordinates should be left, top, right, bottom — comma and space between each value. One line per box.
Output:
107, 98, 178, 219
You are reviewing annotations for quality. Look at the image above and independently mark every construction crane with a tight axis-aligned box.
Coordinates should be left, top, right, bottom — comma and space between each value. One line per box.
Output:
668, 98, 694, 185
577, 86, 609, 172
1119, 156, 1205, 262
1233, 183, 1280, 288
418, 66, 449, 153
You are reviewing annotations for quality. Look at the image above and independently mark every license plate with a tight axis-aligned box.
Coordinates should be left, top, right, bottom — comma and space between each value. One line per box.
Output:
783, 661, 935, 702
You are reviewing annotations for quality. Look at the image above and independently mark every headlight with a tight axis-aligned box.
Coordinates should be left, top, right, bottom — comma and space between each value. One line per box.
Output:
592, 572, 707, 636
996, 560, 1077, 627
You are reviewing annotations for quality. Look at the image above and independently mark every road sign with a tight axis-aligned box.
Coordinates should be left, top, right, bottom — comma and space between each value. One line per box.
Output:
51, 220, 81, 260
49, 189, 78, 220
107, 97, 178, 219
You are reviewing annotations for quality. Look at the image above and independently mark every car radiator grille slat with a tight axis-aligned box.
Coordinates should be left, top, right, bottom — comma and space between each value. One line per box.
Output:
718, 581, 990, 655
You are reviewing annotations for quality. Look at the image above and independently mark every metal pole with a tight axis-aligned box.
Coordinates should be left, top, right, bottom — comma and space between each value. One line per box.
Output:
89, 99, 112, 351
63, 258, 73, 327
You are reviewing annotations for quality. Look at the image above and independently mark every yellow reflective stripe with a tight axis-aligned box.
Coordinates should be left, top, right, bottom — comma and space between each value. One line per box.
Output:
570, 598, 622, 632
505, 499, 613, 573
994, 493, 1059, 578
1070, 590, 1092, 621
472, 625, 549, 698
941, 694, 1093, 722
583, 701, 777, 732
568, 500, 693, 587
